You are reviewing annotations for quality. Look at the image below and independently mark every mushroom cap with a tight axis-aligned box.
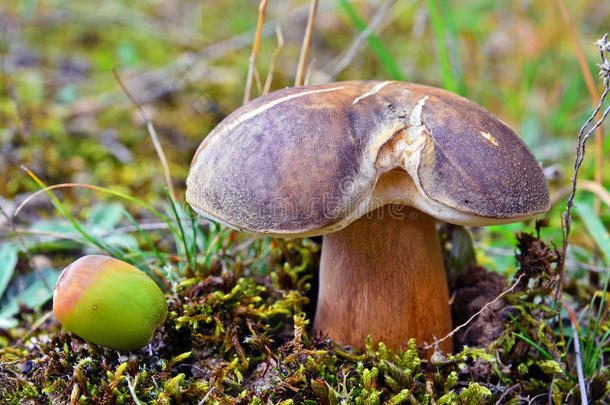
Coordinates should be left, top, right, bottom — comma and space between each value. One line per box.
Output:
186, 81, 549, 237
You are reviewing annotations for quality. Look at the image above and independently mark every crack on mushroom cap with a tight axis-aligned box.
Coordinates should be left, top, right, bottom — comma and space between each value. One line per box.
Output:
186, 81, 550, 237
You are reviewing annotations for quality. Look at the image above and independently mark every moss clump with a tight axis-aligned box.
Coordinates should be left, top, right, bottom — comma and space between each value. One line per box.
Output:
1, 234, 608, 404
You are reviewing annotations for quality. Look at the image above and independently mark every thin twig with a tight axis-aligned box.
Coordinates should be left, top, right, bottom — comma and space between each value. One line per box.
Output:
3, 220, 207, 242
253, 63, 263, 95
495, 384, 520, 405
263, 24, 284, 95
112, 69, 176, 201
572, 329, 588, 405
13, 181, 178, 237
562, 88, 610, 243
424, 274, 525, 350
326, 0, 396, 80
557, 0, 604, 215
550, 180, 610, 208
303, 57, 316, 86
0, 226, 100, 248
559, 36, 610, 300
294, 0, 319, 86
244, 0, 268, 103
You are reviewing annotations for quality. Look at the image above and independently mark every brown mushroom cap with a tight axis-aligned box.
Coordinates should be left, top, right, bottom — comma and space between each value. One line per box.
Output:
186, 81, 549, 236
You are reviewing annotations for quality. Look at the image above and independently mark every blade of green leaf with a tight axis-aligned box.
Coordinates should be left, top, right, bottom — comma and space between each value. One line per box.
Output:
165, 188, 192, 272
427, 0, 457, 93
122, 208, 166, 266
437, 0, 466, 96
86, 203, 125, 231
0, 268, 60, 321
513, 333, 554, 361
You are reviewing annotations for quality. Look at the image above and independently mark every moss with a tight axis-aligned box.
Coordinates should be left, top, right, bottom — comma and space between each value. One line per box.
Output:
1, 232, 609, 404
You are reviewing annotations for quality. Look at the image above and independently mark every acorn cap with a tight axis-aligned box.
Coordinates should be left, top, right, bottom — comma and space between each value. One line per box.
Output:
186, 81, 549, 237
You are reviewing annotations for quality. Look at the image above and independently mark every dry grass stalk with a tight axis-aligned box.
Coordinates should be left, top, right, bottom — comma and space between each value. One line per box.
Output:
244, 0, 269, 104
294, 0, 319, 86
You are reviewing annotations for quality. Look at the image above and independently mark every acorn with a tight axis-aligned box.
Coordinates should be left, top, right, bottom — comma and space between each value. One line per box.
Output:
53, 255, 167, 350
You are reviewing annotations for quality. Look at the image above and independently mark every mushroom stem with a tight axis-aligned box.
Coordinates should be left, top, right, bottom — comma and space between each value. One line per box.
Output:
314, 204, 453, 352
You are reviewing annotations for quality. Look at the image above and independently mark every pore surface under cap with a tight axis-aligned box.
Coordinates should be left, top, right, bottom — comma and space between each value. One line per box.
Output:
186, 81, 549, 236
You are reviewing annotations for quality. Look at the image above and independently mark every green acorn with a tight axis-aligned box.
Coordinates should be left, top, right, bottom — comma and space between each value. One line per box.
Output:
53, 255, 167, 350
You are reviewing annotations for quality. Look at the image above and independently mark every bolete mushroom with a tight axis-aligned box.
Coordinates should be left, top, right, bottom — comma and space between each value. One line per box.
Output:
186, 81, 549, 352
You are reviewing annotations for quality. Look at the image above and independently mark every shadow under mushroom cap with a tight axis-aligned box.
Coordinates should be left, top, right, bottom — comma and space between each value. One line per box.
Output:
186, 81, 549, 237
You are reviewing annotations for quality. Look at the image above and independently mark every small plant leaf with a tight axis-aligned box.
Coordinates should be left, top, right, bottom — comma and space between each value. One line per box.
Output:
86, 203, 125, 231
0, 267, 60, 322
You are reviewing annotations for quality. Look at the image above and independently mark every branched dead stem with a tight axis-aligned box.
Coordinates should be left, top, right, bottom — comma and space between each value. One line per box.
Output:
560, 36, 610, 298
557, 0, 605, 215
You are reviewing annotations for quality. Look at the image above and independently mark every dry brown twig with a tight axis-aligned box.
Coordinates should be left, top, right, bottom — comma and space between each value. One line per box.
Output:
112, 69, 176, 202
550, 180, 610, 208
303, 57, 317, 86
559, 34, 610, 298
556, 0, 605, 215
294, 0, 319, 86
244, 0, 269, 104
263, 24, 284, 95
0, 225, 99, 248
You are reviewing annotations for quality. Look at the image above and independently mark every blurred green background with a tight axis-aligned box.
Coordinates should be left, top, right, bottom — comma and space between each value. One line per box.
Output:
0, 0, 608, 274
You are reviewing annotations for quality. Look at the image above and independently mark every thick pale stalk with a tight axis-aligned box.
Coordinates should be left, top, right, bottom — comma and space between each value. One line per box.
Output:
314, 205, 453, 352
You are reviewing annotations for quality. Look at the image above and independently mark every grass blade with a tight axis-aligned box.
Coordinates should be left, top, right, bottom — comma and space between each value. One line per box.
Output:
122, 208, 166, 266
164, 189, 193, 272
576, 203, 610, 373
513, 333, 554, 361
508, 313, 554, 360
22, 168, 121, 257
437, 0, 466, 96
426, 0, 457, 93
15, 178, 180, 238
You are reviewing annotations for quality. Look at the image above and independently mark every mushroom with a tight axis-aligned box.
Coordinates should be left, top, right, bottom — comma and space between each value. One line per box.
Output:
186, 81, 549, 352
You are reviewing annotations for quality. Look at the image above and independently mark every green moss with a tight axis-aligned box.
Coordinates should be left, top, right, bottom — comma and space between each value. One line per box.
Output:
1, 232, 609, 404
